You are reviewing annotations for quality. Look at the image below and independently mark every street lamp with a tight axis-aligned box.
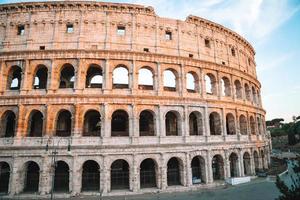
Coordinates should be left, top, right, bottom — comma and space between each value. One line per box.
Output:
45, 137, 71, 200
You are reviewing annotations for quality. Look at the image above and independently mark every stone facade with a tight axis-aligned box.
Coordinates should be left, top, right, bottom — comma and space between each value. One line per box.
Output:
0, 0, 271, 198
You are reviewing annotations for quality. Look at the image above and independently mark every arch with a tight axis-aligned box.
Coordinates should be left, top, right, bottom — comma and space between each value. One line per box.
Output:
229, 153, 239, 177
261, 150, 265, 169
191, 156, 206, 184
113, 65, 129, 89
253, 151, 259, 172
252, 86, 257, 104
257, 116, 262, 135
234, 80, 242, 99
205, 73, 217, 95
244, 83, 251, 101
138, 67, 154, 90
54, 161, 69, 192
28, 110, 43, 137
0, 111, 16, 138
111, 110, 129, 137
56, 110, 72, 137
23, 161, 40, 192
189, 111, 203, 136
239, 115, 248, 135
7, 65, 22, 90
243, 152, 251, 176
167, 157, 182, 186
0, 162, 10, 194
212, 154, 224, 180
209, 112, 222, 135
86, 64, 103, 88
83, 110, 101, 136
81, 160, 100, 192
163, 69, 177, 91
250, 116, 256, 135
59, 64, 75, 89
165, 111, 180, 136
139, 110, 155, 136
226, 113, 236, 135
186, 72, 198, 92
33, 65, 48, 89
111, 159, 129, 190
140, 158, 157, 188
221, 77, 231, 97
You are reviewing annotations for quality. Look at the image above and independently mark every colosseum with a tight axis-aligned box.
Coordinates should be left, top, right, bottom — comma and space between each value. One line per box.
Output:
0, 0, 271, 198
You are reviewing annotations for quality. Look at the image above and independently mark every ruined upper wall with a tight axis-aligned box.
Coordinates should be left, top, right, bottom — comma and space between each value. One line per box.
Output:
0, 1, 257, 77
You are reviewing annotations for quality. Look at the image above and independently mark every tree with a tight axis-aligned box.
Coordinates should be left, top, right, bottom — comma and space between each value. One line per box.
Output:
276, 160, 300, 200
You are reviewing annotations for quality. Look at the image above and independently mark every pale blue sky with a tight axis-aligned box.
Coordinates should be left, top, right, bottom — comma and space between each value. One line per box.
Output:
1, 0, 300, 122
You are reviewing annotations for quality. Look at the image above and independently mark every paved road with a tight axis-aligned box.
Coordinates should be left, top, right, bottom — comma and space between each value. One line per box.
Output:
71, 178, 280, 200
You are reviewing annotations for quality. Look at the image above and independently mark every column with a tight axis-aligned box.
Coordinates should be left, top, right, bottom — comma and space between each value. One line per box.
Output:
183, 105, 189, 140
204, 106, 210, 142
224, 151, 230, 179
73, 104, 81, 137
131, 60, 138, 95
156, 62, 162, 96
103, 59, 112, 94
102, 103, 111, 138
16, 104, 25, 137
75, 59, 85, 92
0, 60, 5, 94
186, 153, 192, 187
239, 151, 244, 177
9, 157, 21, 195
206, 151, 213, 184
222, 108, 227, 141
72, 156, 81, 195
160, 155, 167, 190
132, 155, 139, 192
158, 106, 165, 138
180, 64, 186, 97
20, 60, 29, 94
40, 155, 52, 195
100, 156, 109, 195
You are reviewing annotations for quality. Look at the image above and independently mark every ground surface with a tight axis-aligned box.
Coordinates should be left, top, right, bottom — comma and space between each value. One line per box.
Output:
65, 178, 280, 200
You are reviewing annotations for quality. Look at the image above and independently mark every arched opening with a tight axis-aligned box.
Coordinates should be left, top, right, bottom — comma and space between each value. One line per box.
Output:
7, 65, 22, 90
212, 155, 224, 180
138, 67, 154, 90
111, 110, 129, 137
254, 151, 259, 172
244, 83, 251, 101
209, 112, 222, 135
205, 73, 217, 95
257, 90, 261, 105
189, 111, 203, 136
261, 150, 265, 169
0, 162, 10, 194
229, 153, 239, 177
165, 111, 179, 136
257, 117, 262, 135
167, 157, 182, 186
111, 159, 129, 190
1, 111, 16, 138
191, 156, 206, 184
81, 160, 100, 192
226, 113, 236, 135
239, 115, 248, 135
252, 87, 257, 104
23, 161, 40, 193
33, 65, 48, 89
243, 152, 251, 176
163, 69, 177, 91
250, 116, 256, 135
140, 158, 157, 188
186, 72, 198, 93
234, 80, 242, 99
28, 110, 43, 137
56, 110, 72, 137
86, 64, 103, 88
83, 110, 101, 136
139, 110, 155, 136
113, 66, 129, 89
59, 64, 75, 89
54, 161, 69, 192
221, 77, 231, 97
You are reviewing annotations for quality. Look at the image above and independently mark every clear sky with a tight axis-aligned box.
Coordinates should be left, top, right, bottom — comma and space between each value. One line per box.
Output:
1, 0, 300, 122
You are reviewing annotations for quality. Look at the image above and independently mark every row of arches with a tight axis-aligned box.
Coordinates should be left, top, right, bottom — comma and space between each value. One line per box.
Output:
0, 150, 265, 194
0, 109, 264, 138
5, 63, 261, 104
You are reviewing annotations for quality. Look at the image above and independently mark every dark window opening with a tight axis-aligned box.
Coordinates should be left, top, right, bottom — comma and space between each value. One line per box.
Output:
243, 153, 251, 176
205, 39, 210, 48
56, 110, 72, 137
117, 26, 125, 36
33, 66, 48, 89
167, 158, 181, 186
86, 65, 102, 88
82, 160, 100, 192
254, 151, 259, 172
231, 48, 236, 56
0, 162, 10, 194
222, 61, 226, 65
66, 24, 74, 33
8, 66, 22, 90
140, 159, 157, 188
212, 155, 224, 180
1, 111, 16, 138
54, 161, 69, 192
189, 54, 193, 58
83, 110, 101, 137
226, 113, 236, 135
189, 112, 203, 136
111, 110, 129, 137
165, 31, 172, 40
191, 156, 205, 184
28, 111, 43, 137
17, 25, 25, 35
111, 160, 129, 190
139, 110, 155, 136
143, 48, 149, 52
59, 64, 75, 89
39, 46, 45, 50
209, 112, 221, 135
229, 153, 239, 177
24, 162, 40, 192
165, 112, 179, 136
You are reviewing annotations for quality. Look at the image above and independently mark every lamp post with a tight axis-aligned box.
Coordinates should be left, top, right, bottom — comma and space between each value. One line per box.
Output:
45, 137, 71, 200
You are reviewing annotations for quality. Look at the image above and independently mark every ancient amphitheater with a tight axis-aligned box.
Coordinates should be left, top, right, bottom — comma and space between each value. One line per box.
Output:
0, 0, 271, 198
